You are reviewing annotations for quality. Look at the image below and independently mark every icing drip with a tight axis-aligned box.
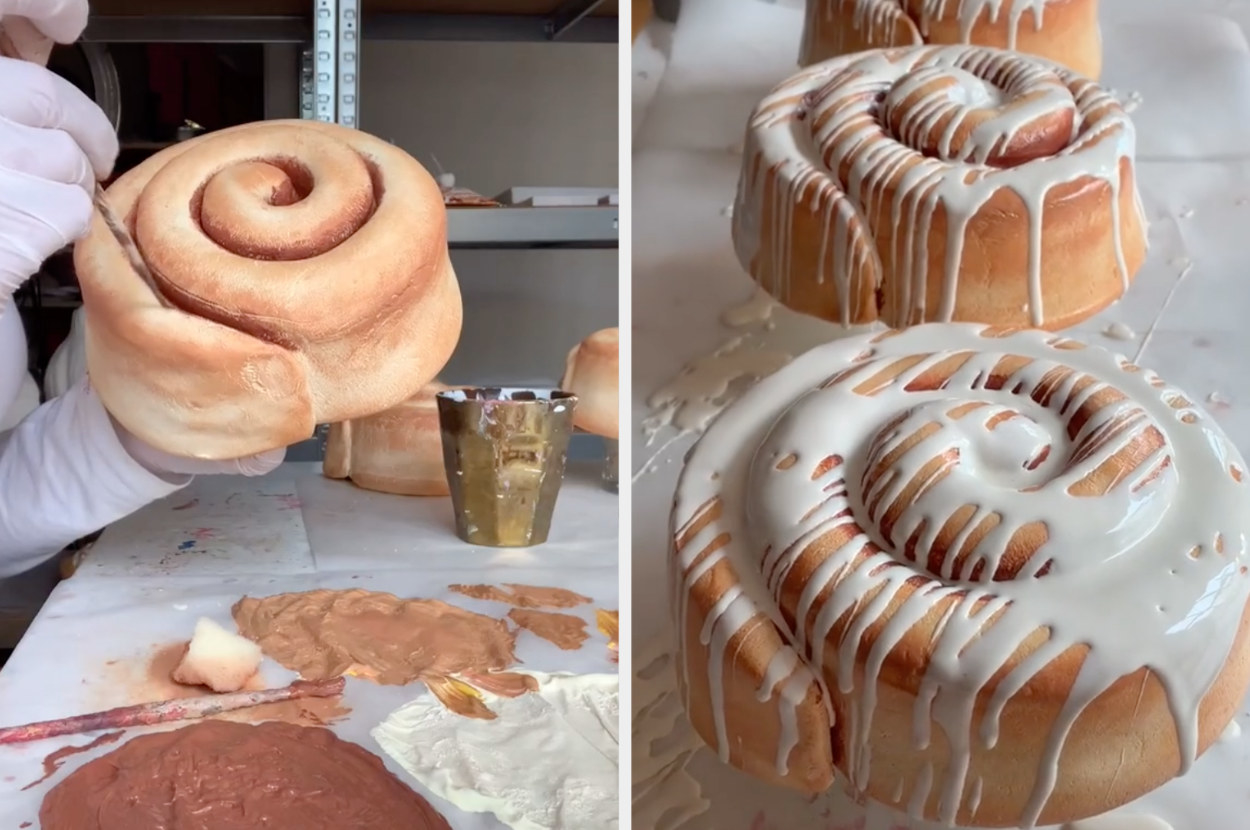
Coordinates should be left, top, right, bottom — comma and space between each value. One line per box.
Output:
732, 45, 1144, 329
802, 0, 1050, 61
917, 0, 1049, 47
672, 324, 1250, 827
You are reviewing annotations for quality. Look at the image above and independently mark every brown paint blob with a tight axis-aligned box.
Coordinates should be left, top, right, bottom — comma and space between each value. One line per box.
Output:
233, 589, 518, 685
21, 731, 125, 791
449, 583, 591, 609
508, 609, 589, 651
39, 721, 450, 829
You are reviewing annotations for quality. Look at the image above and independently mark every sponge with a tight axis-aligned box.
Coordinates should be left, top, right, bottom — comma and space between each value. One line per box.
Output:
171, 617, 263, 693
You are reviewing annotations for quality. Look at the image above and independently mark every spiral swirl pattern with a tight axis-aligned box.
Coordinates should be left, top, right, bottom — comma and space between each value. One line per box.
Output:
672, 325, 1250, 826
731, 45, 1145, 331
76, 120, 461, 459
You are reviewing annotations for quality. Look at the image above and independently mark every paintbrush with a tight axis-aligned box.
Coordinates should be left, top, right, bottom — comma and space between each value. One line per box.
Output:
90, 181, 173, 308
0, 16, 172, 309
0, 677, 346, 744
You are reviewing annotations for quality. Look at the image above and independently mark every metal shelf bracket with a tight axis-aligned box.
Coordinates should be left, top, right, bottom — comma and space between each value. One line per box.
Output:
337, 0, 360, 127
308, 0, 359, 126
546, 0, 608, 40
313, 0, 337, 123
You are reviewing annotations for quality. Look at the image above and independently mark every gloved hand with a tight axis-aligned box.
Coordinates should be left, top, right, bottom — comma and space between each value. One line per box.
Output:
0, 0, 118, 297
1, 0, 89, 44
110, 410, 288, 482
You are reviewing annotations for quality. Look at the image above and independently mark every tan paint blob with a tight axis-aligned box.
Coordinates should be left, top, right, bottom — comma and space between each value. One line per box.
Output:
449, 583, 591, 609
508, 609, 589, 651
39, 721, 451, 829
232, 589, 518, 685
424, 675, 497, 720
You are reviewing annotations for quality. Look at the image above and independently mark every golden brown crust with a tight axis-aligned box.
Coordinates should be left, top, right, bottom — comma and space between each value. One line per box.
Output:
76, 120, 461, 460
742, 150, 1147, 332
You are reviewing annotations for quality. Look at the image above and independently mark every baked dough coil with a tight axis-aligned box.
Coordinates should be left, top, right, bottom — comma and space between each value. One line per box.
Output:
323, 381, 454, 497
671, 324, 1250, 828
561, 327, 620, 440
732, 45, 1146, 331
75, 120, 461, 459
800, 0, 1102, 79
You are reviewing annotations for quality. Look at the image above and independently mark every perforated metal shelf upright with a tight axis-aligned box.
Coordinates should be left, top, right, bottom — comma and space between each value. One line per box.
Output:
305, 0, 360, 125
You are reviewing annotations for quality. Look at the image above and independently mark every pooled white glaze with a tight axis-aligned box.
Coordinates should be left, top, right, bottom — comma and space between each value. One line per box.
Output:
1060, 816, 1174, 830
802, 0, 1052, 65
733, 45, 1144, 329
373, 672, 619, 830
634, 638, 712, 830
644, 336, 792, 437
1102, 322, 1137, 341
671, 324, 1250, 828
722, 288, 780, 329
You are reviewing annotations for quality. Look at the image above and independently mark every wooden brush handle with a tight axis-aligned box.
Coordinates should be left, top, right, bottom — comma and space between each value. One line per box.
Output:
0, 677, 346, 744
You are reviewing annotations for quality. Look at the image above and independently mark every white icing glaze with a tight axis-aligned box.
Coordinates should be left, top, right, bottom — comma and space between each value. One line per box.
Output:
722, 288, 779, 329
633, 639, 712, 830
1102, 322, 1137, 341
802, 0, 1052, 64
644, 336, 792, 436
372, 672, 619, 830
671, 324, 1250, 828
732, 45, 1144, 329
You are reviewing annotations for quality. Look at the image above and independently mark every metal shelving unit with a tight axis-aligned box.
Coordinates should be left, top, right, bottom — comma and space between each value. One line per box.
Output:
83, 0, 619, 250
449, 206, 618, 249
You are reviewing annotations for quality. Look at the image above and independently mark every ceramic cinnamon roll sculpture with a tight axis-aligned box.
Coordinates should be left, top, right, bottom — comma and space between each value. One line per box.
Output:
732, 45, 1146, 331
670, 324, 1250, 827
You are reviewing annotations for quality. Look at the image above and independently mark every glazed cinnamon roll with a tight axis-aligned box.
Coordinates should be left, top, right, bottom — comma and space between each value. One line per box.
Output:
732, 45, 1146, 331
800, 0, 1102, 79
671, 324, 1250, 827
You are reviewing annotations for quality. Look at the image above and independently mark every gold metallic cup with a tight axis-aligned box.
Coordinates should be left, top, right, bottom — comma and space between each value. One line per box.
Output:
436, 388, 578, 547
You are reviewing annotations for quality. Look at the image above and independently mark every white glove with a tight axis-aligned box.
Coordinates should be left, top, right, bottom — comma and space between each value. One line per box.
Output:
0, 0, 89, 44
0, 2, 118, 297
